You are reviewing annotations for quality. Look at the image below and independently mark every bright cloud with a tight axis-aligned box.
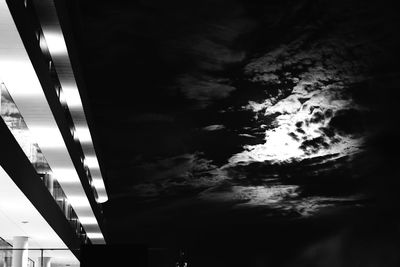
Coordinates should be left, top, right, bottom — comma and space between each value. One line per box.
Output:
227, 34, 371, 166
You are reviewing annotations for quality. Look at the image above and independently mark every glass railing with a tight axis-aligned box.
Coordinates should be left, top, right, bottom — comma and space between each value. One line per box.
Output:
0, 83, 88, 245
0, 248, 79, 267
0, 240, 35, 267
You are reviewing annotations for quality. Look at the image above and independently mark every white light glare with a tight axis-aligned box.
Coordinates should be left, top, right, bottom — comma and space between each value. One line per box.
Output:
96, 196, 108, 203
91, 179, 105, 189
75, 126, 92, 143
84, 156, 99, 169
86, 232, 103, 239
29, 126, 65, 149
52, 168, 78, 183
78, 217, 98, 225
43, 31, 67, 56
67, 196, 90, 208
62, 86, 82, 109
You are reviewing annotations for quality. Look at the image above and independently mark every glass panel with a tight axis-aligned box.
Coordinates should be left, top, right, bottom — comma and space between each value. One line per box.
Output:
0, 238, 12, 267
0, 248, 79, 267
0, 83, 87, 244
0, 239, 35, 267
0, 83, 49, 171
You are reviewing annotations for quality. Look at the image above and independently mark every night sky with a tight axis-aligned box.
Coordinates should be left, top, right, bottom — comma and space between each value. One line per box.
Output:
68, 0, 400, 266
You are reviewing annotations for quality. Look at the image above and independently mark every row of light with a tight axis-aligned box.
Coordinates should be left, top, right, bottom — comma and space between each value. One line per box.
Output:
47, 52, 108, 203
34, 12, 107, 203
32, 1, 108, 240
38, 29, 108, 203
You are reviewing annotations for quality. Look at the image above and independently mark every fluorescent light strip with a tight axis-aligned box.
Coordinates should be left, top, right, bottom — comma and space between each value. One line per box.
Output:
62, 84, 83, 109
78, 217, 97, 225
91, 179, 105, 189
96, 196, 108, 203
41, 31, 67, 56
32, 0, 109, 203
86, 232, 104, 239
66, 196, 91, 208
84, 156, 99, 169
75, 126, 92, 143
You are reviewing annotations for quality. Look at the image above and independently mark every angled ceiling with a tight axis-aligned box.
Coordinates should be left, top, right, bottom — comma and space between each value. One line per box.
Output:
0, 166, 79, 265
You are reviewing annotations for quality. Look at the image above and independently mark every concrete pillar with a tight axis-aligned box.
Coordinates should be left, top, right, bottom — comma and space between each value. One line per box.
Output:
38, 257, 51, 267
11, 236, 28, 267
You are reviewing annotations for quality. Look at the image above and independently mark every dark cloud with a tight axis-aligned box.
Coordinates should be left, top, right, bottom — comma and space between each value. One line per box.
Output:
287, 217, 400, 267
177, 74, 236, 107
310, 110, 325, 124
300, 136, 330, 154
123, 153, 226, 198
79, 0, 254, 109
329, 109, 366, 135
72, 0, 400, 257
174, 34, 246, 72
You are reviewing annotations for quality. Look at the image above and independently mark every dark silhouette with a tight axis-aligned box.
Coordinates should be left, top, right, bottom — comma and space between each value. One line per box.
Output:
175, 250, 188, 267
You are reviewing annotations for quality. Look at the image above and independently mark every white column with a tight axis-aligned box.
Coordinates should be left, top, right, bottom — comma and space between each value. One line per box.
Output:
11, 236, 28, 267
38, 257, 51, 267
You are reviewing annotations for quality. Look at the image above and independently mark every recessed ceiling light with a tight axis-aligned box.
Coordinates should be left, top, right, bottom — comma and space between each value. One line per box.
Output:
75, 126, 92, 143
96, 196, 108, 203
43, 31, 67, 56
84, 156, 99, 169
21, 221, 29, 224
91, 179, 105, 189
